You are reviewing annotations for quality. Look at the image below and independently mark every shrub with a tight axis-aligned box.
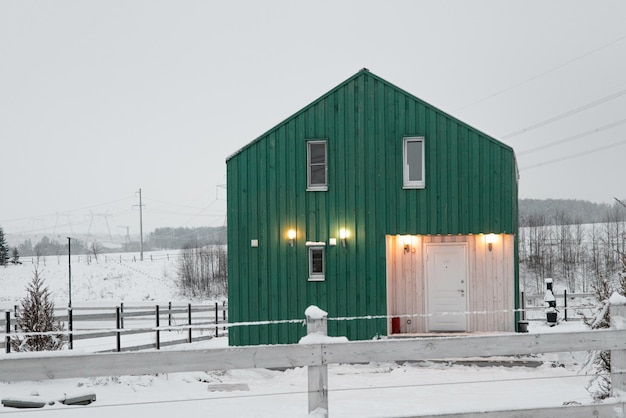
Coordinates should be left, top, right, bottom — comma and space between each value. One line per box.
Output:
177, 245, 227, 298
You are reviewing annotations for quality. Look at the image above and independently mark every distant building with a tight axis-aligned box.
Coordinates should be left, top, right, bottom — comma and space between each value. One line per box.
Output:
226, 69, 519, 346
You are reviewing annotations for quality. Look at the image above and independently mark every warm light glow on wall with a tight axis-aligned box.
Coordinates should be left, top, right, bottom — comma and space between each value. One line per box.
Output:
339, 228, 349, 247
485, 233, 497, 252
402, 235, 411, 253
287, 229, 296, 247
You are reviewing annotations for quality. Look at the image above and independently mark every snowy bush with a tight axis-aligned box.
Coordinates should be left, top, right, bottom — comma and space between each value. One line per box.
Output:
11, 268, 65, 352
582, 251, 626, 400
177, 245, 227, 298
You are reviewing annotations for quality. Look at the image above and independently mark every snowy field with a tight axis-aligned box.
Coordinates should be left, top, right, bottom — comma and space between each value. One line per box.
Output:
0, 251, 186, 308
0, 251, 617, 417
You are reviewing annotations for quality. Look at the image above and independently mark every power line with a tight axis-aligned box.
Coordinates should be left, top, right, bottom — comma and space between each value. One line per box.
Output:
142, 197, 212, 211
517, 117, 626, 156
0, 196, 135, 224
502, 88, 626, 140
520, 138, 626, 171
455, 33, 626, 112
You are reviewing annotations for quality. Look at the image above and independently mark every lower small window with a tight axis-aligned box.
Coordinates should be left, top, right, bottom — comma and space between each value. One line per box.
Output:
308, 247, 325, 281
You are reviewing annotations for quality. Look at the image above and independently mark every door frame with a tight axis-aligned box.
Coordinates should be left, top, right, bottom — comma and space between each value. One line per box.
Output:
424, 242, 469, 332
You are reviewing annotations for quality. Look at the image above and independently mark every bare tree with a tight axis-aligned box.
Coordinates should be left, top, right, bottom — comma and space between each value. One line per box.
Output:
178, 245, 228, 298
90, 241, 104, 263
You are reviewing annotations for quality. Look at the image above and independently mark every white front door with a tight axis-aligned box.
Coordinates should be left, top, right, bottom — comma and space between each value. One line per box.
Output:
426, 244, 468, 332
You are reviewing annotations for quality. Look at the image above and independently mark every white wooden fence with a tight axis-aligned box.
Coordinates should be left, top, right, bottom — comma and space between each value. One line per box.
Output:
2, 305, 626, 417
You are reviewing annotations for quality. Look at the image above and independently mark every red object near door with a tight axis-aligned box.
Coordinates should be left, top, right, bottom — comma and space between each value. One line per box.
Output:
392, 317, 401, 334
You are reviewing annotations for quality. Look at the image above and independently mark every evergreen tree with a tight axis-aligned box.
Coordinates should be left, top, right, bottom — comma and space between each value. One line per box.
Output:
11, 268, 65, 352
11, 247, 20, 264
0, 226, 8, 266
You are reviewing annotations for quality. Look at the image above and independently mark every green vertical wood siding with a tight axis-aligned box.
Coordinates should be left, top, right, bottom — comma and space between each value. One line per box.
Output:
227, 70, 518, 346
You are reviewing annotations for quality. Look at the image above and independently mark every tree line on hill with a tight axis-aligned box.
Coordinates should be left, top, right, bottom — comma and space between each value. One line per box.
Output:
0, 226, 226, 259
147, 226, 226, 249
519, 198, 626, 226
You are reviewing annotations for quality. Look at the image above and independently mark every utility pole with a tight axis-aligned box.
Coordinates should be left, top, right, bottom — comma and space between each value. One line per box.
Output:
134, 188, 145, 261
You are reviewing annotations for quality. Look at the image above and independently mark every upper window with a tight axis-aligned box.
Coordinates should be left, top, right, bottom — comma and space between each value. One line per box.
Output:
403, 137, 425, 189
307, 140, 327, 191
308, 246, 325, 281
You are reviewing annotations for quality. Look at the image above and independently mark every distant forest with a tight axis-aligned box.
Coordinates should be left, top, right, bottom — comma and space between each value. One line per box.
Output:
519, 198, 626, 226
9, 226, 227, 257
147, 226, 226, 249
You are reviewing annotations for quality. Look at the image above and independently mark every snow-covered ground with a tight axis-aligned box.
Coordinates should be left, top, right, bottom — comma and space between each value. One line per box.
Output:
0, 251, 186, 308
0, 251, 616, 417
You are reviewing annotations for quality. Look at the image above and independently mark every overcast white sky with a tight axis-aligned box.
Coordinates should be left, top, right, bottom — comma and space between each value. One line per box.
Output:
1, 1, 625, 239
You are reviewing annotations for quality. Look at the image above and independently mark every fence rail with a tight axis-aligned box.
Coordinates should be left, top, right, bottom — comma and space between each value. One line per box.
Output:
520, 291, 596, 321
1, 301, 227, 353
2, 304, 626, 417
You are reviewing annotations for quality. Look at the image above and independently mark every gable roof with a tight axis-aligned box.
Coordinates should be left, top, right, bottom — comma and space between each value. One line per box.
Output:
226, 68, 514, 162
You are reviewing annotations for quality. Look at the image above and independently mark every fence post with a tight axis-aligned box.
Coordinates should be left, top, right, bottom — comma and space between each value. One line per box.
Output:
306, 306, 328, 417
564, 290, 568, 321
215, 302, 219, 337
168, 302, 172, 328
611, 302, 626, 395
68, 307, 73, 350
14, 305, 18, 333
5, 311, 10, 354
155, 305, 160, 350
116, 307, 121, 352
187, 303, 192, 343
223, 301, 226, 332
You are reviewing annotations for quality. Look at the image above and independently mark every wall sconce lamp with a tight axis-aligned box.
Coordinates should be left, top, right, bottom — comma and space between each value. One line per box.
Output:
402, 235, 411, 254
339, 228, 348, 247
486, 233, 496, 252
287, 229, 296, 247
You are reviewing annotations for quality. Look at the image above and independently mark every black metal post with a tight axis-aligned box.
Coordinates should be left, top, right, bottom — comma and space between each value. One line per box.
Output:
168, 301, 172, 327
68, 307, 73, 350
215, 302, 219, 337
564, 290, 568, 321
155, 305, 160, 350
5, 311, 10, 354
116, 307, 121, 352
187, 303, 192, 343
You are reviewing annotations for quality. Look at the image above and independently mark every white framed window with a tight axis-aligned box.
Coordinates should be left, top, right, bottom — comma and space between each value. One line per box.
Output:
308, 246, 325, 281
307, 140, 327, 191
403, 137, 425, 189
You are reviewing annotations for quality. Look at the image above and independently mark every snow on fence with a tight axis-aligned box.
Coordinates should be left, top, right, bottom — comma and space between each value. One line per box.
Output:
2, 305, 626, 417
1, 302, 227, 353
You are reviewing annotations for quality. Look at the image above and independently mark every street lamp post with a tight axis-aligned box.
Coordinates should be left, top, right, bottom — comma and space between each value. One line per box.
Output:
67, 237, 72, 308
67, 237, 73, 349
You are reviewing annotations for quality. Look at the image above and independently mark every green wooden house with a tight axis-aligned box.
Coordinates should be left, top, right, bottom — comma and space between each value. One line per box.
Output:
226, 69, 519, 346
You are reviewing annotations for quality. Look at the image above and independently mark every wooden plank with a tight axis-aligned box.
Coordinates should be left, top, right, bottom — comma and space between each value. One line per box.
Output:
409, 401, 626, 418
0, 344, 321, 382
322, 329, 626, 364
